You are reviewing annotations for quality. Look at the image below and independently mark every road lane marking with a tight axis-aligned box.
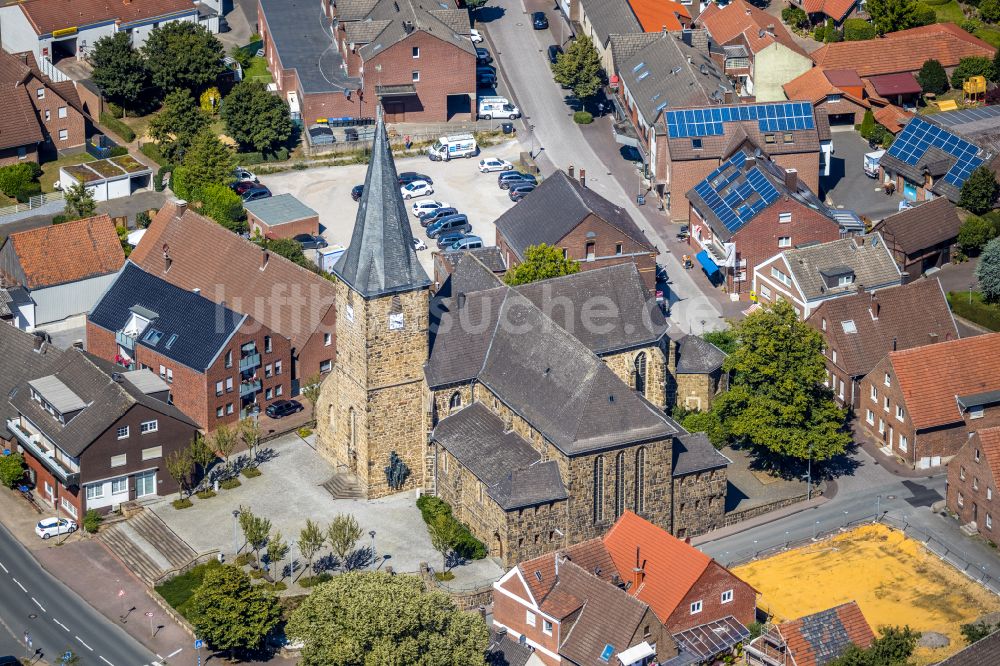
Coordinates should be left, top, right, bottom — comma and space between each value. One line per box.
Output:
53, 618, 69, 631
98, 656, 113, 666
0, 560, 7, 573
166, 648, 182, 658
31, 597, 45, 612
75, 636, 93, 651
12, 578, 26, 592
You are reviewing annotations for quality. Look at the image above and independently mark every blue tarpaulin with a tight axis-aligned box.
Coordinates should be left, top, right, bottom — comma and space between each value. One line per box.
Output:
696, 250, 721, 276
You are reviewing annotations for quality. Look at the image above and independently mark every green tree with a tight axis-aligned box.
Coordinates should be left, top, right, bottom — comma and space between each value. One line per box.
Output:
976, 237, 1000, 302
960, 165, 1000, 214
187, 564, 281, 657
828, 625, 920, 666
0, 452, 25, 488
266, 531, 289, 579
702, 329, 738, 354
181, 131, 236, 199
981, 0, 1000, 23
239, 417, 262, 467
327, 513, 363, 566
165, 448, 193, 500
782, 6, 808, 28
286, 571, 489, 666
427, 513, 459, 572
262, 237, 309, 266
681, 411, 727, 448
89, 32, 148, 111
866, 0, 920, 35
951, 56, 995, 89
221, 80, 293, 153
822, 18, 843, 42
961, 620, 1000, 644
147, 89, 210, 163
552, 35, 603, 100
211, 423, 239, 476
200, 87, 222, 115
958, 214, 998, 253
143, 22, 225, 94
859, 109, 876, 140
843, 18, 876, 40
300, 374, 323, 409
63, 181, 96, 220
913, 2, 936, 26
712, 301, 850, 461
503, 243, 581, 285
298, 519, 327, 577
189, 433, 217, 485
916, 59, 949, 95
238, 506, 272, 566
199, 183, 246, 233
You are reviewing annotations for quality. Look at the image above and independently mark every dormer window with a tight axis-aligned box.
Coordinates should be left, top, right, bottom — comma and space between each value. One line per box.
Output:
143, 328, 164, 346
838, 275, 854, 287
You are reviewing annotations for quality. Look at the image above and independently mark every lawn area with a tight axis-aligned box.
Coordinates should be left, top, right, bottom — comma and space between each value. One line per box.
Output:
975, 25, 1000, 48
154, 559, 221, 619
120, 112, 156, 143
40, 151, 96, 193
947, 291, 1000, 330
243, 57, 273, 84
931, 2, 966, 23
734, 524, 1000, 665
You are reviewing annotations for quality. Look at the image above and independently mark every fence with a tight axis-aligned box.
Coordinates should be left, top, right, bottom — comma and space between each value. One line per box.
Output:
0, 192, 64, 222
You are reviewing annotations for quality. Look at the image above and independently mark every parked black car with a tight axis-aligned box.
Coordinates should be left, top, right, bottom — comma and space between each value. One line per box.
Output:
477, 72, 497, 88
398, 171, 433, 186
498, 172, 537, 189
344, 127, 359, 142
476, 47, 493, 64
532, 11, 548, 29
265, 399, 303, 418
294, 234, 328, 250
548, 44, 563, 64
241, 187, 271, 202
351, 185, 364, 201
509, 183, 536, 201
420, 206, 458, 227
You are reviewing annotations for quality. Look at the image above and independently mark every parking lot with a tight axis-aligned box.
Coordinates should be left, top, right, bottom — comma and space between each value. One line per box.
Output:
821, 130, 904, 223
261, 141, 522, 278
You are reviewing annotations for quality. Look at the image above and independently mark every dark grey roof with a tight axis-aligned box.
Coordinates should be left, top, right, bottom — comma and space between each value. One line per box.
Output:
494, 170, 653, 261
781, 233, 901, 302
937, 630, 1000, 666
0, 324, 62, 439
616, 33, 732, 129
675, 335, 726, 373
609, 33, 661, 69
243, 193, 317, 226
672, 432, 730, 476
258, 0, 359, 94
929, 105, 1000, 154
332, 109, 432, 298
28, 375, 87, 413
432, 403, 566, 509
957, 389, 1000, 410
579, 0, 641, 45
446, 251, 504, 295
487, 630, 536, 666
873, 197, 961, 257
88, 263, 245, 371
353, 0, 475, 59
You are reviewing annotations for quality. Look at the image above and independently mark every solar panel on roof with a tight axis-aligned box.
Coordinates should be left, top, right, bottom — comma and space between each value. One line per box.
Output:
666, 102, 815, 138
887, 116, 987, 188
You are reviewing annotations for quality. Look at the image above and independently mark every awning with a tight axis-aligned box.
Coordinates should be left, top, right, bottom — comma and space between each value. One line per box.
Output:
376, 84, 417, 98
696, 250, 721, 276
673, 616, 751, 661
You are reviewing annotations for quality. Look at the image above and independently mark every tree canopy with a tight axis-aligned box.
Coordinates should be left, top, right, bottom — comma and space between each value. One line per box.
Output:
712, 301, 850, 461
951, 56, 995, 90
828, 626, 920, 666
503, 243, 581, 285
285, 572, 489, 666
916, 59, 948, 95
181, 131, 235, 192
63, 182, 96, 221
89, 32, 149, 110
552, 35, 603, 100
866, 0, 921, 35
187, 565, 281, 655
960, 165, 1000, 215
977, 237, 1000, 302
222, 80, 294, 153
0, 452, 25, 488
147, 89, 210, 163
958, 214, 998, 254
143, 22, 225, 95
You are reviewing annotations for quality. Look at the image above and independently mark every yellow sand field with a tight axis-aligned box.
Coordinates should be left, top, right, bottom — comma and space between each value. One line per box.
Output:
733, 524, 1000, 665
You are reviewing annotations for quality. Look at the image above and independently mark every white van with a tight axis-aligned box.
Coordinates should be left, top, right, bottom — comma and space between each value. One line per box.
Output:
478, 96, 521, 120
428, 134, 479, 161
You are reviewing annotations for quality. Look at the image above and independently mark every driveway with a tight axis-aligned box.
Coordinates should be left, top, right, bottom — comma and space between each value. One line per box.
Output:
821, 130, 904, 223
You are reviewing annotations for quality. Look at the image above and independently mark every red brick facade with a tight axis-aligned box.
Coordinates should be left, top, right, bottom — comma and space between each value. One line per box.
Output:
663, 561, 757, 632
29, 73, 86, 157
247, 211, 319, 240
946, 432, 1000, 545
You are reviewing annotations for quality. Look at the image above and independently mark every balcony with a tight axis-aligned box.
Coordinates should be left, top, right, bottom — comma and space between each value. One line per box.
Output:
240, 380, 262, 397
116, 330, 136, 350
239, 353, 261, 372
6, 419, 81, 486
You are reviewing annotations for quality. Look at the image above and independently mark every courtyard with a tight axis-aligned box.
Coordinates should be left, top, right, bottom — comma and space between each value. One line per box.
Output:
734, 523, 1000, 665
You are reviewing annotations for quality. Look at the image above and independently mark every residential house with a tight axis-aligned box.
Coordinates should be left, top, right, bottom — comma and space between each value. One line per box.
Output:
790, 0, 859, 26
0, 323, 198, 520
0, 0, 216, 72
87, 262, 292, 430
431, 246, 505, 295
0, 49, 88, 164
245, 193, 320, 240
872, 198, 962, 279
486, 628, 546, 666
609, 30, 733, 183
686, 151, 858, 297
807, 279, 959, 409
128, 200, 338, 390
865, 73, 923, 110
493, 169, 658, 292
782, 67, 868, 126
947, 427, 1000, 545
746, 602, 875, 666
696, 0, 812, 101
0, 214, 125, 330
667, 334, 728, 412
879, 108, 998, 204
571, 0, 642, 73
858, 332, 1000, 468
659, 100, 831, 222
753, 233, 902, 320
935, 623, 1000, 665
493, 512, 757, 665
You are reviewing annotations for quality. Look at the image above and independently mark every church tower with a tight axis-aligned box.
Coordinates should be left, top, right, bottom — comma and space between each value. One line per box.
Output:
315, 107, 432, 498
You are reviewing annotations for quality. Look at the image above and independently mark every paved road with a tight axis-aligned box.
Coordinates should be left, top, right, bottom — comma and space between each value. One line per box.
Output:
0, 524, 159, 666
481, 2, 725, 333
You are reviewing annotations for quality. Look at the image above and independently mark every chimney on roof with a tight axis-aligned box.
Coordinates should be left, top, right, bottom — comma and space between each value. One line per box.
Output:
662, 24, 668, 35
632, 546, 645, 592
929, 332, 939, 344
163, 243, 172, 273
173, 199, 187, 216
568, 165, 575, 179
892, 336, 897, 351
724, 90, 735, 103
579, 168, 586, 188
766, 23, 775, 35
784, 168, 798, 191
261, 249, 270, 271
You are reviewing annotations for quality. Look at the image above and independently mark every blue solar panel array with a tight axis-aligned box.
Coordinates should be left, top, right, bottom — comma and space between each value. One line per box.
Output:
665, 102, 815, 139
693, 152, 781, 233
886, 116, 985, 188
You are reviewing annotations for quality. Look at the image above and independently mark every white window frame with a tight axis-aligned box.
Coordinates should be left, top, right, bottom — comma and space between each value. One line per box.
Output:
989, 487, 993, 501
58, 106, 67, 119
320, 359, 332, 373
778, 236, 791, 248
690, 600, 703, 615
58, 129, 68, 141
111, 478, 128, 495
36, 87, 44, 99
117, 426, 129, 439
324, 332, 332, 346
895, 405, 904, 422
721, 589, 733, 604
111, 454, 127, 467
970, 406, 985, 419
542, 619, 553, 636
884, 373, 891, 387
899, 434, 908, 452
86, 484, 105, 500
988, 513, 994, 530
61, 497, 77, 517
412, 70, 420, 82
140, 420, 158, 434
216, 406, 224, 417
870, 385, 877, 401
866, 409, 874, 425
275, 360, 282, 375
526, 610, 536, 627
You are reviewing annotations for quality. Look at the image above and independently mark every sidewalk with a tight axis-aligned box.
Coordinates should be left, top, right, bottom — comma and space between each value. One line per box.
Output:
851, 419, 941, 480
691, 493, 831, 547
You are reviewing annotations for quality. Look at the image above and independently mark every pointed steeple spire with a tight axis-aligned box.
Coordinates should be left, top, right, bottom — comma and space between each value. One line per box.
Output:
332, 106, 431, 299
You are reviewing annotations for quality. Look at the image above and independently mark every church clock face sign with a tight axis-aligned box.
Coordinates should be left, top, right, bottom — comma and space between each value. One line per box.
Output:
389, 313, 404, 330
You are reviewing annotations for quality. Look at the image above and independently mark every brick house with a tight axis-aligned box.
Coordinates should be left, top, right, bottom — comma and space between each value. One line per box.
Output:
746, 602, 875, 666
858, 332, 1000, 469
686, 151, 856, 298
0, 49, 88, 165
244, 194, 319, 241
659, 101, 831, 223
494, 170, 658, 292
790, 0, 859, 26
783, 67, 868, 127
753, 234, 901, 320
807, 279, 959, 409
87, 263, 291, 430
0, 323, 198, 519
872, 198, 962, 280
947, 427, 1000, 544
129, 201, 337, 392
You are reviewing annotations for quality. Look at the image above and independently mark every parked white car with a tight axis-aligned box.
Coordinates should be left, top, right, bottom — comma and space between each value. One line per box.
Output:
35, 517, 77, 540
234, 167, 258, 183
413, 237, 428, 251
411, 199, 450, 217
400, 180, 434, 199
479, 158, 514, 173
470, 28, 483, 43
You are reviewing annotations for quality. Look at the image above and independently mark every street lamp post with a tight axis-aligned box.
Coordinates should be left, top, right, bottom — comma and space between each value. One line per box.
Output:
806, 441, 813, 501
875, 494, 881, 522
232, 509, 240, 556
813, 520, 820, 540
369, 530, 377, 569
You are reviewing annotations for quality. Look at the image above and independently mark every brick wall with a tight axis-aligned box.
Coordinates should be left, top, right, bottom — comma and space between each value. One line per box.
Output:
248, 213, 319, 240
0, 145, 38, 166
672, 467, 727, 538
493, 579, 561, 665
947, 438, 1000, 545
664, 561, 757, 632
19, 446, 81, 519
28, 74, 86, 155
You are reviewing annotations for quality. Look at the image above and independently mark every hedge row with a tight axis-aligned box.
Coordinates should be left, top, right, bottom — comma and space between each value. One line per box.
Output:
235, 148, 290, 165
99, 113, 136, 143
947, 291, 1000, 331
416, 495, 487, 560
140, 142, 168, 166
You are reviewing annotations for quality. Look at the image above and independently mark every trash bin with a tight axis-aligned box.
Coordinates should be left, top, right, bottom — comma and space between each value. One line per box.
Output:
502, 122, 514, 134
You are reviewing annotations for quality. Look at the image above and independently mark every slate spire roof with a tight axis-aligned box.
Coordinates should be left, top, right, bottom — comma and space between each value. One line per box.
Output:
332, 106, 431, 299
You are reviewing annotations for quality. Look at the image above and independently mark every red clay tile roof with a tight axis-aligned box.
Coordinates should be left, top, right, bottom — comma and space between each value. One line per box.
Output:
0, 51, 45, 151
627, 0, 691, 32
974, 427, 1000, 497
779, 602, 875, 666
868, 72, 922, 96
783, 67, 840, 104
873, 104, 914, 134
825, 69, 863, 88
697, 0, 807, 56
3, 215, 124, 289
811, 24, 996, 77
603, 511, 713, 622
17, 0, 197, 35
518, 538, 618, 606
803, 0, 857, 21
889, 332, 1000, 429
